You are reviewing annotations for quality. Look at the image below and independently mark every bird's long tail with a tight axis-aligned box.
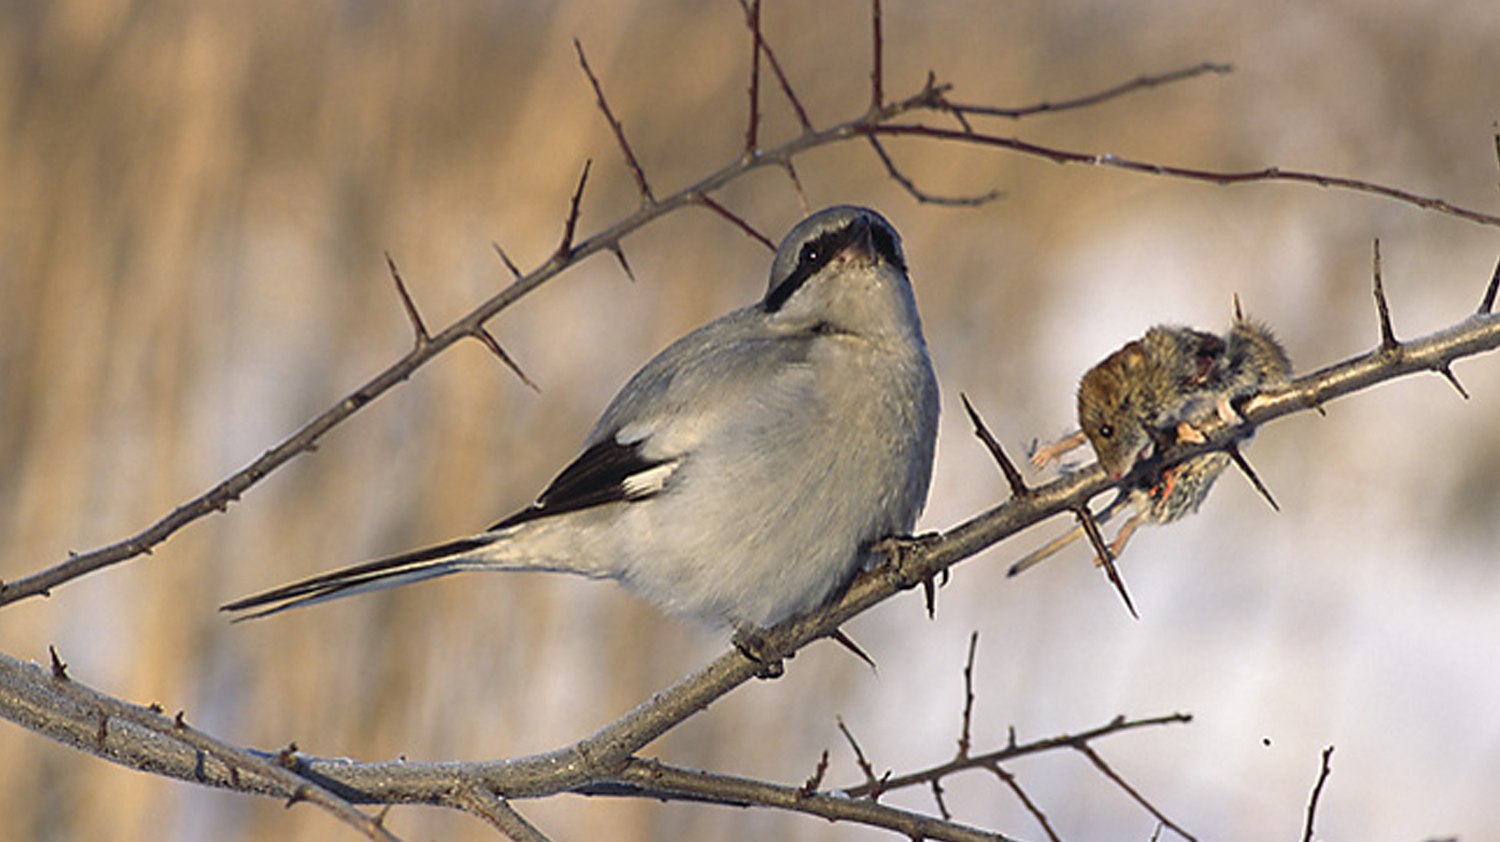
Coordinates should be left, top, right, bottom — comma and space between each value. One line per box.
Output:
222, 533, 506, 620
1006, 491, 1130, 577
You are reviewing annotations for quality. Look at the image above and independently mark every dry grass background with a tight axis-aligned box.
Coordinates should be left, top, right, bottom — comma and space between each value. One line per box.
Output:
3, 1, 1500, 840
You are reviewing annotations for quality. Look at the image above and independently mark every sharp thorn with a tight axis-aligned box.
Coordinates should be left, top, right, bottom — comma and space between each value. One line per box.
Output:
959, 392, 1029, 498
491, 241, 523, 280
1437, 364, 1470, 400
1479, 255, 1500, 315
475, 327, 540, 392
385, 252, 430, 344
1371, 239, 1399, 351
1227, 442, 1280, 512
1074, 505, 1138, 619
830, 628, 878, 672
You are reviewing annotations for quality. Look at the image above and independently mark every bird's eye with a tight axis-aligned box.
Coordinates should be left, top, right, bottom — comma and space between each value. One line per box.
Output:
799, 242, 822, 266
1098, 424, 1114, 438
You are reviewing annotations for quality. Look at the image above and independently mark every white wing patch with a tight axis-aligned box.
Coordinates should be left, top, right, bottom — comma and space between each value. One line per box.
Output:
622, 460, 678, 499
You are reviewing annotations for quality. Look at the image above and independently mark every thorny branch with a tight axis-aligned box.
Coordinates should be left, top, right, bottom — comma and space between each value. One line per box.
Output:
0, 648, 1183, 842
4, 1, 1500, 840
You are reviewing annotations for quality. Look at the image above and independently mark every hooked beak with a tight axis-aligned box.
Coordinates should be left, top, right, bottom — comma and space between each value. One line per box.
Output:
836, 216, 877, 266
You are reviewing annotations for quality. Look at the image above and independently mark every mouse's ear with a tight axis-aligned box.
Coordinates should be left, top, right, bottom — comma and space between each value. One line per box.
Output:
1116, 339, 1150, 373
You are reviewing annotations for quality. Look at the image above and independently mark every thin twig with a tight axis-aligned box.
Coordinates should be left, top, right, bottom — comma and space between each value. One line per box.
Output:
1301, 746, 1335, 842
735, 0, 812, 130
989, 765, 1062, 842
867, 135, 1004, 206
744, 0, 762, 153
837, 716, 888, 799
799, 749, 829, 796
1075, 744, 1196, 842
958, 631, 979, 759
950, 62, 1232, 120
866, 124, 1500, 228
846, 713, 1194, 798
869, 0, 883, 112
930, 777, 952, 820
574, 41, 655, 205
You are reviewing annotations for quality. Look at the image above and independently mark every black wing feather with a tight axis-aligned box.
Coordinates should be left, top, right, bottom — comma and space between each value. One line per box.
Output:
492, 435, 672, 529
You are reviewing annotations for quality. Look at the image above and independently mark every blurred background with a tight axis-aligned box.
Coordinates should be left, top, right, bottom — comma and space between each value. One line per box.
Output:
3, 1, 1499, 840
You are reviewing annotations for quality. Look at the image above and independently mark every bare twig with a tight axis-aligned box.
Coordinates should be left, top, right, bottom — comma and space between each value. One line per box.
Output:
846, 712, 1194, 799
735, 0, 812, 130
867, 135, 1004, 206
949, 62, 1232, 120
744, 0, 762, 153
799, 749, 829, 796
837, 716, 888, 799
1076, 744, 1196, 842
989, 765, 1061, 842
929, 776, 953, 820
1301, 746, 1335, 842
574, 41, 655, 205
869, 0, 883, 112
866, 124, 1500, 228
958, 631, 979, 759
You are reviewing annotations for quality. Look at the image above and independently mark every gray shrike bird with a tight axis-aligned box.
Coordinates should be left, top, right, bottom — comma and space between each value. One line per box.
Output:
224, 205, 940, 633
